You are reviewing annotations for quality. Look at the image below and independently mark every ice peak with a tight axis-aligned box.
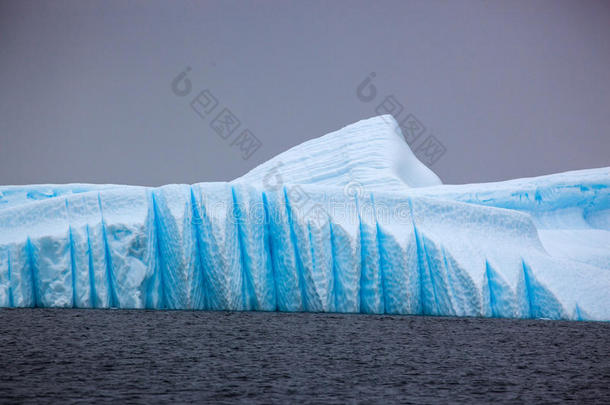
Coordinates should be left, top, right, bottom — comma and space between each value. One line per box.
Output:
234, 115, 442, 192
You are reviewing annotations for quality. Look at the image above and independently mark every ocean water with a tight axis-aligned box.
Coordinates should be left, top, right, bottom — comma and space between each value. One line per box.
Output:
0, 309, 608, 403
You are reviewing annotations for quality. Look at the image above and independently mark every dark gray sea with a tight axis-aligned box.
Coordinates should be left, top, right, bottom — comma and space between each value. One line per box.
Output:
0, 309, 608, 404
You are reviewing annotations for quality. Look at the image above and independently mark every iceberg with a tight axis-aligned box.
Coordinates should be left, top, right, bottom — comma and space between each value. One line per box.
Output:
0, 115, 608, 320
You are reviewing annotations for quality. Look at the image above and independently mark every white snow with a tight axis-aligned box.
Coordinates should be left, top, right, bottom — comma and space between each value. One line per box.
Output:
0, 115, 607, 320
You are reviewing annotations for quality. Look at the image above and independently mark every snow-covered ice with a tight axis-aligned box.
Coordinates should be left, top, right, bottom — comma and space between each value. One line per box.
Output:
0, 115, 608, 320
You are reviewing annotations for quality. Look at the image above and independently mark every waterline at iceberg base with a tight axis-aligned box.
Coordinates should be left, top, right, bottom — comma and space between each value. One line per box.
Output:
0, 116, 608, 320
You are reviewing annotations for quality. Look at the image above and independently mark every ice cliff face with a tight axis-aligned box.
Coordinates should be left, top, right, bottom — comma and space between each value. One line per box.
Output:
0, 116, 608, 320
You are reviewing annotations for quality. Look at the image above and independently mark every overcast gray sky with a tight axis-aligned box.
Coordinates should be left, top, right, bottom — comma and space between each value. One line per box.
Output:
1, 0, 609, 187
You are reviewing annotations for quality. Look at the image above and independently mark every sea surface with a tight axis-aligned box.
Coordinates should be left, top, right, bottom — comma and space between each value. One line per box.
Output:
0, 309, 608, 404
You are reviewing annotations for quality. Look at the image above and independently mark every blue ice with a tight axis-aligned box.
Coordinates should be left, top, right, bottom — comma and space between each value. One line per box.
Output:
0, 116, 608, 320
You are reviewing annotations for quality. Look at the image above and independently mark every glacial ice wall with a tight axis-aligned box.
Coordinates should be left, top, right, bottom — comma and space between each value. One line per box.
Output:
0, 116, 608, 320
